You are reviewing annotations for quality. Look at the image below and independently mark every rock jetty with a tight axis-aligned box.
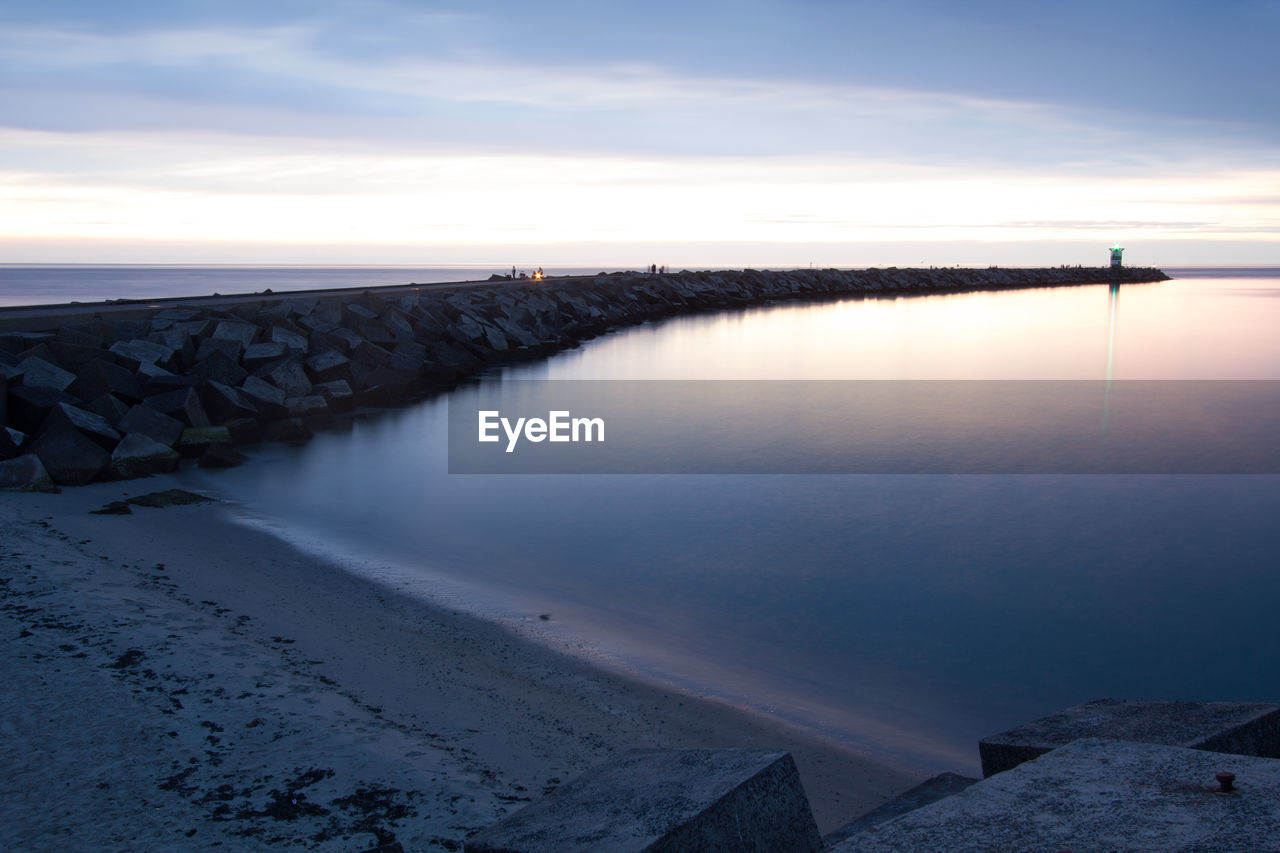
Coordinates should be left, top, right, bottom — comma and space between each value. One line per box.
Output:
0, 265, 1168, 490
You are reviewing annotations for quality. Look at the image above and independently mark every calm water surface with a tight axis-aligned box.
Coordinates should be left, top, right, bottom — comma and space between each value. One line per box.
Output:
185, 267, 1280, 773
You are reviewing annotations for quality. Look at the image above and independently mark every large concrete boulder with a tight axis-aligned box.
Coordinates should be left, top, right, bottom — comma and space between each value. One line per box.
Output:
29, 422, 111, 485
38, 403, 121, 451
176, 426, 233, 459
284, 395, 331, 425
135, 361, 195, 397
195, 336, 244, 363
14, 356, 76, 392
109, 338, 175, 371
223, 417, 262, 445
199, 380, 259, 424
197, 442, 248, 469
979, 699, 1280, 776
260, 356, 312, 397
243, 341, 287, 369
0, 332, 52, 354
262, 417, 313, 444
270, 326, 309, 353
56, 322, 104, 348
147, 329, 196, 368
0, 454, 57, 492
831, 739, 1280, 852
329, 327, 365, 354
109, 432, 181, 479
212, 319, 261, 348
189, 349, 248, 387
68, 359, 142, 404
350, 339, 391, 366
312, 380, 354, 413
0, 426, 24, 460
84, 393, 131, 428
239, 375, 288, 418
6, 385, 82, 435
466, 749, 822, 853
46, 341, 111, 372
142, 387, 211, 428
118, 403, 186, 447
305, 349, 352, 383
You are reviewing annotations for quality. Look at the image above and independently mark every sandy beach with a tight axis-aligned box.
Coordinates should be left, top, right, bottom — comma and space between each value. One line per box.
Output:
1, 476, 922, 851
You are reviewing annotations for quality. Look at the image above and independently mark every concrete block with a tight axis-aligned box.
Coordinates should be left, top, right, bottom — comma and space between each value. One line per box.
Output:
109, 433, 181, 479
38, 403, 121, 450
465, 749, 822, 853
118, 404, 186, 448
149, 328, 196, 366
263, 417, 313, 444
68, 359, 143, 404
822, 773, 977, 847
312, 379, 354, 413
135, 361, 195, 397
243, 341, 287, 369
109, 338, 175, 370
0, 426, 21, 460
832, 739, 1280, 852
142, 387, 211, 428
223, 417, 262, 445
285, 395, 331, 425
7, 385, 82, 435
177, 426, 233, 459
30, 422, 111, 485
0, 454, 58, 492
46, 340, 111, 371
351, 339, 391, 366
197, 442, 248, 469
305, 349, 352, 383
262, 356, 312, 397
0, 332, 53, 354
189, 349, 248, 387
199, 380, 259, 424
170, 319, 213, 338
212, 319, 261, 348
979, 699, 1280, 776
329, 327, 365, 354
15, 356, 76, 391
85, 394, 131, 428
239, 375, 288, 418
270, 325, 309, 353
196, 335, 244, 363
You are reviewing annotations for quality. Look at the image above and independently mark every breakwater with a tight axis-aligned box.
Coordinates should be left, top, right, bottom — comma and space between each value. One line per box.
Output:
0, 265, 1167, 490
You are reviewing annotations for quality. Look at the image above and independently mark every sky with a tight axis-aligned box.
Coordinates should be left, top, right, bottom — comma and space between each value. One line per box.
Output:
1, 0, 1278, 267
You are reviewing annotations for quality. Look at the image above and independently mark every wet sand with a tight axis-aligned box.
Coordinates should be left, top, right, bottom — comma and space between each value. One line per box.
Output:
1, 476, 923, 850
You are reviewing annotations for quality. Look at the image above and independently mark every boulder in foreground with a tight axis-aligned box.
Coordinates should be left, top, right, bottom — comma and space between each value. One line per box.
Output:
0, 454, 57, 492
109, 432, 181, 479
830, 739, 1280, 852
465, 748, 822, 853
979, 698, 1280, 776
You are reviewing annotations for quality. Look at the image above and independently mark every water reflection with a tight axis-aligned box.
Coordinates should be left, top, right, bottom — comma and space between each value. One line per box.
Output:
194, 271, 1280, 773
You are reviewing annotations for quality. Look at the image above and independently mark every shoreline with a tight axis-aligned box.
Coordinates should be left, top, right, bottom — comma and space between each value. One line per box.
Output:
1, 475, 922, 848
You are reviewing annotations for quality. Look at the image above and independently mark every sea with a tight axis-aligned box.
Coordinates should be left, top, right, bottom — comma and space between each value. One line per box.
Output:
5, 263, 1278, 774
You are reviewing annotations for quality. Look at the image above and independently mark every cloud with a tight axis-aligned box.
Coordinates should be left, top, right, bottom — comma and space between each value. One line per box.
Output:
2, 18, 1271, 171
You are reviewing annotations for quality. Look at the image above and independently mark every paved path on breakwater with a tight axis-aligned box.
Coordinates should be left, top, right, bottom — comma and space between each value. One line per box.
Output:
0, 266, 1167, 334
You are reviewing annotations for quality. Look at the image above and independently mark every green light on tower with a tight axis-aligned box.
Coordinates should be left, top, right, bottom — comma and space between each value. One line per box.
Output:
1109, 244, 1124, 268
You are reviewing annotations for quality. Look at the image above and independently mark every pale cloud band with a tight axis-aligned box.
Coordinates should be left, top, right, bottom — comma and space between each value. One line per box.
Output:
1, 2, 1277, 264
